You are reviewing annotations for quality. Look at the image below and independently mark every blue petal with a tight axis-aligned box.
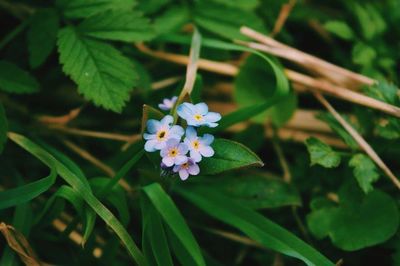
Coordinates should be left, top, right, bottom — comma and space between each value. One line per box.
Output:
177, 103, 195, 120
144, 139, 158, 152
170, 125, 184, 137
201, 134, 214, 145
146, 119, 160, 133
161, 115, 173, 126
204, 112, 221, 123
195, 102, 208, 115
185, 126, 197, 140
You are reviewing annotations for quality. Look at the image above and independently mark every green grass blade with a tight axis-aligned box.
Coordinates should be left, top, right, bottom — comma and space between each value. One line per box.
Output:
8, 132, 146, 266
175, 184, 335, 266
142, 183, 205, 266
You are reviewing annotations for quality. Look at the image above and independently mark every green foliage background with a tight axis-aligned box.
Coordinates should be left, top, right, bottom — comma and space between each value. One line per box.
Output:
1, 0, 400, 265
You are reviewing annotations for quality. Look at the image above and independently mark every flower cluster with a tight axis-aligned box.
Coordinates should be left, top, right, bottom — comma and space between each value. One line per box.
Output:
144, 99, 221, 180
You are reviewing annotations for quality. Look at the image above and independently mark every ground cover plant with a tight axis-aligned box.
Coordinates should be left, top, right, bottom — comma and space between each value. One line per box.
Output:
1, 0, 400, 265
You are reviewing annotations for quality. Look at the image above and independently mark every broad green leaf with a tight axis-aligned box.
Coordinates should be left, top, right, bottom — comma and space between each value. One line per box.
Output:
175, 184, 335, 266
0, 164, 57, 209
57, 27, 137, 112
354, 3, 386, 40
211, 175, 301, 209
200, 139, 263, 175
349, 154, 380, 193
8, 133, 145, 265
306, 198, 337, 240
305, 137, 341, 168
57, 0, 136, 18
323, 21, 355, 40
142, 183, 205, 266
365, 81, 400, 105
307, 184, 399, 251
235, 55, 297, 126
141, 197, 173, 266
194, 0, 267, 40
0, 102, 7, 154
27, 8, 59, 68
0, 61, 39, 94
211, 0, 259, 10
352, 42, 376, 66
78, 10, 154, 42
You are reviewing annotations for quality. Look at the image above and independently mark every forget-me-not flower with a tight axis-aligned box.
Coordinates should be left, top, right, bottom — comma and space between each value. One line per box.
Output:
177, 102, 221, 128
184, 127, 214, 162
158, 96, 178, 111
144, 115, 184, 152
160, 138, 189, 167
173, 158, 200, 180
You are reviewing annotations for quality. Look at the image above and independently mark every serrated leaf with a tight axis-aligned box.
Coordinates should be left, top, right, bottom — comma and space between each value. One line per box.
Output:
28, 8, 59, 68
78, 10, 154, 42
200, 139, 263, 175
323, 20, 355, 40
305, 137, 341, 168
211, 0, 259, 10
57, 0, 136, 19
0, 61, 39, 94
349, 154, 380, 193
0, 102, 7, 154
57, 27, 137, 112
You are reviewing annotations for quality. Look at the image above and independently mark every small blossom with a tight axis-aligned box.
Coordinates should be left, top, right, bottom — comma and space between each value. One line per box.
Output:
184, 127, 215, 162
177, 102, 221, 128
144, 115, 184, 152
173, 158, 200, 180
160, 138, 188, 167
158, 96, 178, 111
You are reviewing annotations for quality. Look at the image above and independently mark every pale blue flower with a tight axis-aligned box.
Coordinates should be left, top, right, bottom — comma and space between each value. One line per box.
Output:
184, 127, 214, 162
173, 158, 200, 180
177, 102, 221, 128
158, 96, 178, 111
160, 138, 188, 167
144, 115, 184, 152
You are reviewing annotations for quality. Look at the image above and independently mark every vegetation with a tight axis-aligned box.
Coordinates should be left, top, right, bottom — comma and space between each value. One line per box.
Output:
1, 0, 400, 265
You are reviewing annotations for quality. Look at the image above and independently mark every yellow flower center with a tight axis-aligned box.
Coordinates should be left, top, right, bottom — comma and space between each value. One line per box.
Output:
192, 140, 200, 150
181, 162, 189, 169
157, 130, 167, 140
168, 148, 179, 157
194, 114, 203, 121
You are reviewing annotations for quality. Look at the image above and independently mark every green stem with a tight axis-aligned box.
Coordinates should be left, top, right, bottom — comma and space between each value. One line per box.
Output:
0, 18, 31, 51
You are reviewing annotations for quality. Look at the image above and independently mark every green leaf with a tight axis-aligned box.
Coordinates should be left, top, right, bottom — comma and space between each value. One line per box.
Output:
27, 8, 59, 68
200, 139, 263, 175
305, 137, 341, 168
349, 154, 380, 193
0, 61, 39, 94
323, 21, 355, 40
235, 55, 297, 126
211, 0, 259, 10
57, 0, 136, 19
175, 184, 335, 266
153, 6, 190, 34
57, 27, 137, 112
194, 0, 267, 40
141, 196, 173, 266
308, 185, 399, 251
142, 183, 205, 266
0, 102, 7, 154
352, 42, 376, 66
78, 10, 154, 42
0, 164, 57, 210
8, 133, 146, 265
211, 175, 301, 209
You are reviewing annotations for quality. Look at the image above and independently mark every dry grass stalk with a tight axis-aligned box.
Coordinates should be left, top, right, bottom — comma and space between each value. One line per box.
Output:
37, 107, 83, 125
61, 140, 132, 192
272, 0, 297, 36
137, 44, 400, 118
206, 228, 265, 249
314, 92, 400, 190
240, 26, 375, 88
151, 76, 182, 90
0, 222, 44, 266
